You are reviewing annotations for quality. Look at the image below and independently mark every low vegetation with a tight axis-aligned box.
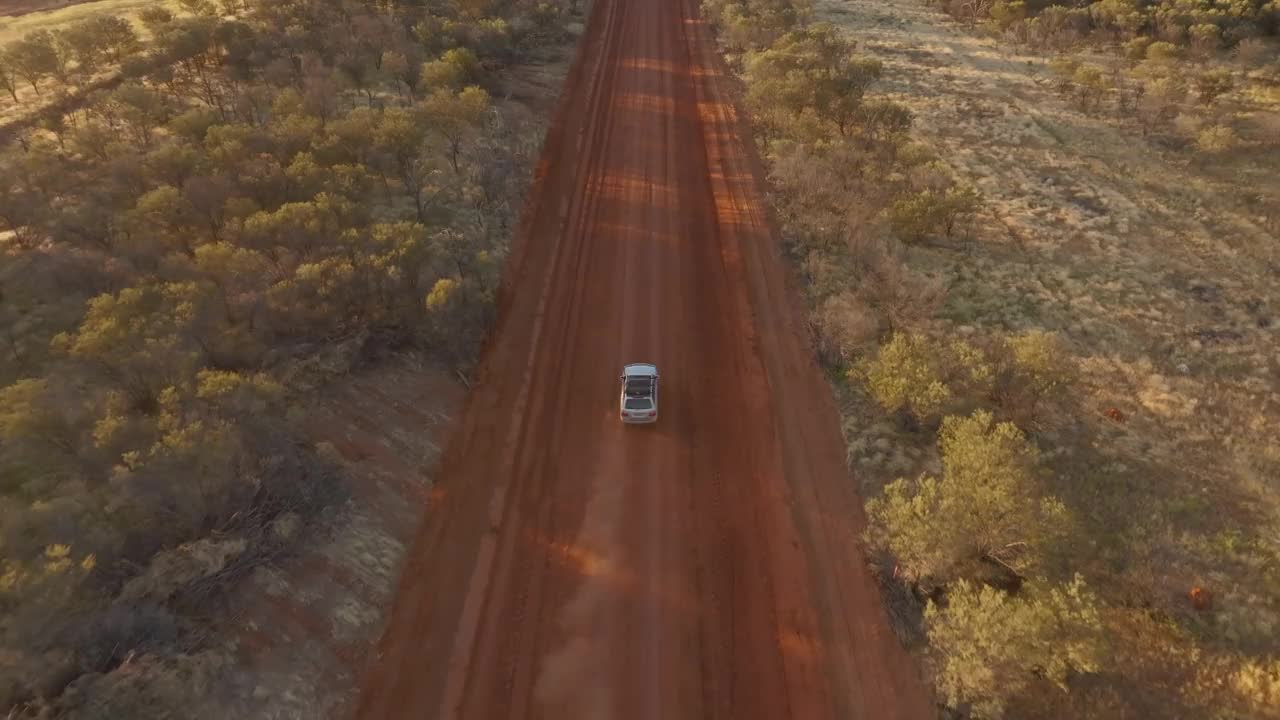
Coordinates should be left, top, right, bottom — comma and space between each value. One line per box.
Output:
0, 0, 576, 714
705, 0, 1280, 717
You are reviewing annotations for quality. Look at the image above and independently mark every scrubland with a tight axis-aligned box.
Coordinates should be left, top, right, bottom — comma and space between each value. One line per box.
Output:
0, 0, 580, 715
705, 0, 1280, 716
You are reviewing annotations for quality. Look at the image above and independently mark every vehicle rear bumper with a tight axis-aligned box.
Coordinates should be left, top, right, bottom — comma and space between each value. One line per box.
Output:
621, 414, 658, 424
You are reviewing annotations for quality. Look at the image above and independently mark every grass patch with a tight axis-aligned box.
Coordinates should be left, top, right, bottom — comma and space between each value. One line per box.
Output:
0, 0, 182, 44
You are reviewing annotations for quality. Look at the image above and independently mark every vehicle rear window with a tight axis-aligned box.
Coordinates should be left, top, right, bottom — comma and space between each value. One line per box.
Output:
625, 398, 652, 410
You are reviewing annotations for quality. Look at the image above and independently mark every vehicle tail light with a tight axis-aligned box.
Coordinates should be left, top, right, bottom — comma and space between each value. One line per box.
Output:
648, 411, 656, 417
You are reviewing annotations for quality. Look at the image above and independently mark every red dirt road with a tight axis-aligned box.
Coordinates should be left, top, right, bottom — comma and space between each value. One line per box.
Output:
353, 0, 932, 717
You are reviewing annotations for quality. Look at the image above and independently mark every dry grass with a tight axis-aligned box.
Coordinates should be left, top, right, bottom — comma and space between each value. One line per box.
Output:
0, 0, 96, 18
0, 0, 186, 128
821, 0, 1280, 712
0, 0, 181, 43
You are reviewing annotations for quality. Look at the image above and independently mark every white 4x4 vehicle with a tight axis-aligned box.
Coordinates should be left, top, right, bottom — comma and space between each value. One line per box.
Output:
619, 363, 659, 424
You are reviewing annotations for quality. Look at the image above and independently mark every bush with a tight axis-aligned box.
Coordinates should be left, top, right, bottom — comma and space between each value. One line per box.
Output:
1136, 77, 1186, 134
865, 410, 1068, 585
813, 292, 880, 364
1124, 36, 1153, 62
925, 575, 1105, 720
744, 23, 882, 137
987, 0, 1027, 33
852, 243, 947, 336
992, 330, 1075, 430
859, 332, 993, 423
888, 184, 981, 244
1071, 64, 1107, 112
1196, 124, 1238, 153
1145, 40, 1181, 64
1195, 69, 1233, 105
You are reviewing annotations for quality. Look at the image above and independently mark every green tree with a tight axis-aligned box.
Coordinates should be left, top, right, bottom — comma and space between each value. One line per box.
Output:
128, 187, 205, 257
1195, 69, 1233, 105
5, 31, 64, 94
372, 104, 439, 220
1070, 64, 1107, 112
56, 20, 107, 76
0, 58, 19, 102
925, 576, 1105, 719
859, 332, 993, 423
144, 143, 203, 188
865, 410, 1068, 584
138, 7, 176, 36
105, 81, 171, 148
1144, 41, 1181, 66
52, 283, 213, 409
0, 178, 45, 250
987, 0, 1026, 32
424, 273, 492, 367
855, 98, 914, 143
420, 85, 492, 174
1189, 23, 1221, 59
238, 193, 354, 271
1136, 77, 1185, 135
0, 544, 98, 661
994, 330, 1074, 429
1196, 124, 1238, 153
888, 184, 981, 244
420, 47, 482, 91
712, 0, 807, 52
0, 379, 82, 486
745, 23, 882, 136
178, 0, 219, 15
100, 16, 141, 64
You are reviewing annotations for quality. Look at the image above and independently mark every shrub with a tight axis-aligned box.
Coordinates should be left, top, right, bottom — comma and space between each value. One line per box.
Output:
1136, 77, 1186, 134
1124, 36, 1153, 62
987, 0, 1026, 33
865, 410, 1068, 585
1195, 69, 1233, 105
1048, 56, 1081, 94
1071, 64, 1107, 111
993, 330, 1075, 430
813, 292, 880, 364
888, 184, 982, 244
1233, 37, 1273, 69
1196, 124, 1238, 153
1188, 23, 1221, 58
853, 244, 947, 335
744, 23, 882, 137
1145, 41, 1181, 64
859, 332, 993, 423
925, 575, 1105, 719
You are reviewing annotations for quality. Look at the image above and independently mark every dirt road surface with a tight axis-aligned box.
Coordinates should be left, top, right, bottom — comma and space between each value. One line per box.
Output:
353, 0, 933, 717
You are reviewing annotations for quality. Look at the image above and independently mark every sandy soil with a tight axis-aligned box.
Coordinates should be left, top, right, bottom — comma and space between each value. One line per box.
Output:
352, 0, 933, 717
822, 0, 1280, 658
